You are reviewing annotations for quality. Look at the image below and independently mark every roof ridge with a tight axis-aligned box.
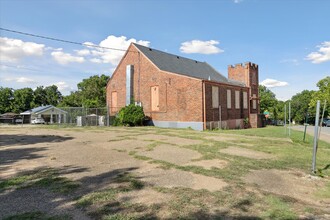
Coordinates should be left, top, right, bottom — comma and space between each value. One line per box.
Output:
133, 43, 203, 64
133, 43, 232, 84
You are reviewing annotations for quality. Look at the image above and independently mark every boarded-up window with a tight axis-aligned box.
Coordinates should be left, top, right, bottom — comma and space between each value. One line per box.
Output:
235, 91, 240, 109
252, 94, 257, 109
111, 92, 118, 113
212, 86, 219, 108
243, 92, 248, 109
227, 89, 231, 109
151, 86, 159, 111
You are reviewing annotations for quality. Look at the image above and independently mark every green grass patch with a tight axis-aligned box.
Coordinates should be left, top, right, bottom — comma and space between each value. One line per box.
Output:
76, 172, 144, 208
3, 211, 72, 220
262, 196, 298, 220
76, 172, 149, 219
315, 182, 330, 199
0, 168, 80, 193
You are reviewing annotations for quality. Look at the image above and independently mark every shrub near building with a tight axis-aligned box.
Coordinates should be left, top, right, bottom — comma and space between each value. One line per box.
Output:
113, 104, 145, 126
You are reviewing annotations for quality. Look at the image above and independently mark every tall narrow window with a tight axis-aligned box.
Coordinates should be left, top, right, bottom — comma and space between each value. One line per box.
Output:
111, 91, 118, 113
252, 94, 257, 109
243, 92, 248, 109
212, 86, 219, 108
151, 86, 159, 111
235, 91, 240, 109
227, 89, 231, 109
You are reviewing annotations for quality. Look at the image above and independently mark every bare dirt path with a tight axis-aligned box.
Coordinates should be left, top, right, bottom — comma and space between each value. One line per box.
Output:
1, 125, 329, 219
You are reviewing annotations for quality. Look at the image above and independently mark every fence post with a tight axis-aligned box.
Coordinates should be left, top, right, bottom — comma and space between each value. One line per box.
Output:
312, 100, 320, 174
284, 104, 287, 135
289, 102, 291, 137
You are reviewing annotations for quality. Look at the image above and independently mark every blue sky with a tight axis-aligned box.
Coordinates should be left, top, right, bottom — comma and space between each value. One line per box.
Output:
0, 0, 329, 100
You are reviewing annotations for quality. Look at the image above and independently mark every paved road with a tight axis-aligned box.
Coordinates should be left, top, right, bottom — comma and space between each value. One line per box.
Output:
291, 125, 330, 144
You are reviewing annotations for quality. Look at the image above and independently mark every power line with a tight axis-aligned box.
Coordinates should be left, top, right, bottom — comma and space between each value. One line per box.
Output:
0, 27, 134, 52
0, 63, 40, 72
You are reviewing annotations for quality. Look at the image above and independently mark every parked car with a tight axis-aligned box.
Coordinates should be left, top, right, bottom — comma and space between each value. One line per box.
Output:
15, 118, 23, 124
323, 119, 330, 127
31, 118, 45, 124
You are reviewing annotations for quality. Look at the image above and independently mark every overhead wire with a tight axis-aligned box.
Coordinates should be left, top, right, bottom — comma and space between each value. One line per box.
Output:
0, 27, 136, 52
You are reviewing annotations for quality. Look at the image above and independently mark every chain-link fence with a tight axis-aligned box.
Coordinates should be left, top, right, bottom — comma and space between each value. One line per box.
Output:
58, 107, 110, 126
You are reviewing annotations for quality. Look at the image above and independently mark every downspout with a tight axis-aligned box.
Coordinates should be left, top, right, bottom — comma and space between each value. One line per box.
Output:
138, 51, 141, 102
202, 80, 206, 130
248, 88, 251, 128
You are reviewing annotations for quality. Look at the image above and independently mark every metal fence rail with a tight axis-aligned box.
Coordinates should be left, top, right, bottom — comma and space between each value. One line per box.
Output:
58, 107, 109, 126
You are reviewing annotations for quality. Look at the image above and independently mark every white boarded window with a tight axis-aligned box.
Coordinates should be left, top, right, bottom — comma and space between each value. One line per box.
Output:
227, 89, 231, 109
212, 86, 219, 108
111, 91, 118, 113
252, 94, 257, 109
243, 92, 248, 109
151, 86, 159, 111
235, 91, 240, 109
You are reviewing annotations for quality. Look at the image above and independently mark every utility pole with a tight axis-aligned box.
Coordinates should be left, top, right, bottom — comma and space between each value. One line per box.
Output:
289, 102, 291, 137
312, 100, 320, 174
284, 104, 287, 135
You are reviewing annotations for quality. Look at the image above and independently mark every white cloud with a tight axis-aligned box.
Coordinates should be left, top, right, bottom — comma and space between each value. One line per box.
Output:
261, 79, 289, 88
4, 76, 37, 84
54, 81, 73, 93
280, 59, 299, 66
180, 40, 224, 54
306, 41, 330, 64
233, 0, 243, 3
51, 49, 85, 65
0, 37, 45, 62
75, 49, 90, 56
84, 35, 150, 65
90, 58, 102, 63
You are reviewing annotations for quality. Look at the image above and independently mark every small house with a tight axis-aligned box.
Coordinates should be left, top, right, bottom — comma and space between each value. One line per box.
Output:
20, 105, 67, 124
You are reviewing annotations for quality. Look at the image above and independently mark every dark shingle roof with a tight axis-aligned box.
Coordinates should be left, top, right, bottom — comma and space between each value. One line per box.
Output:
134, 43, 237, 84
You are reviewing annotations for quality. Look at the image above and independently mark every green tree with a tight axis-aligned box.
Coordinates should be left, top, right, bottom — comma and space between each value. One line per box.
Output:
259, 85, 278, 118
77, 74, 109, 108
310, 76, 330, 118
32, 85, 62, 107
275, 100, 286, 121
12, 88, 34, 113
291, 90, 314, 124
0, 87, 14, 114
58, 91, 82, 107
32, 86, 47, 107
44, 85, 62, 106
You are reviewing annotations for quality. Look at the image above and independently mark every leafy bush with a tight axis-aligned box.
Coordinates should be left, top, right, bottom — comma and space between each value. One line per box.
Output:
113, 104, 145, 126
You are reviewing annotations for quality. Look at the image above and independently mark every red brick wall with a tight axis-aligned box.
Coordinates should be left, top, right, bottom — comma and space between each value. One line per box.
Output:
227, 62, 261, 128
107, 44, 204, 122
228, 64, 249, 86
204, 81, 249, 122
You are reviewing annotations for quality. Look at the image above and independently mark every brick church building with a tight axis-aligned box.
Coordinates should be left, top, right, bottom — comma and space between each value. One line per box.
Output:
106, 43, 263, 130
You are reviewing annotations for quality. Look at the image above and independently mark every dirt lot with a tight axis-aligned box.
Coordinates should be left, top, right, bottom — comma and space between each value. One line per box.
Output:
0, 125, 329, 219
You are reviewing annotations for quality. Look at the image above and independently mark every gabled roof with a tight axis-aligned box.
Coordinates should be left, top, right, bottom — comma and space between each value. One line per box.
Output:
21, 105, 67, 115
133, 43, 244, 86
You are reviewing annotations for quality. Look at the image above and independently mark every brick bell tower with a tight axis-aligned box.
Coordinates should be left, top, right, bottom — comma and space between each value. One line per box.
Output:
228, 62, 260, 128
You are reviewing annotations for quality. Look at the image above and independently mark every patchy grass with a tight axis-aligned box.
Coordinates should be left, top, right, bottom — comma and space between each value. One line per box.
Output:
262, 196, 298, 220
3, 211, 72, 220
76, 172, 149, 219
315, 182, 330, 199
0, 168, 80, 194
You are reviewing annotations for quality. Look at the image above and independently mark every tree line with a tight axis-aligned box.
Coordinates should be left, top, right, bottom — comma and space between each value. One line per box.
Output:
0, 74, 109, 114
1, 74, 328, 125
260, 76, 329, 124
